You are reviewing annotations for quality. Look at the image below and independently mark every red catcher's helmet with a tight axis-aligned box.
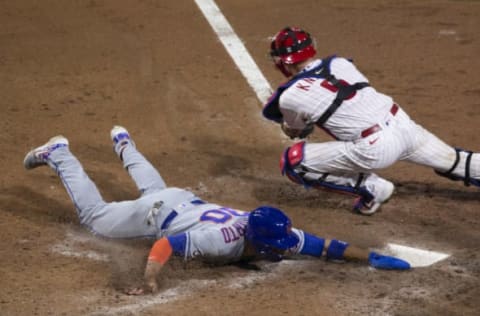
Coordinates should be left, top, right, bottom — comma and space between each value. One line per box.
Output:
270, 26, 316, 65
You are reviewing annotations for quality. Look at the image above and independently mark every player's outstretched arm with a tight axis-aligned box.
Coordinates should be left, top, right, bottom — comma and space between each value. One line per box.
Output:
298, 232, 410, 270
126, 237, 174, 295
325, 239, 410, 270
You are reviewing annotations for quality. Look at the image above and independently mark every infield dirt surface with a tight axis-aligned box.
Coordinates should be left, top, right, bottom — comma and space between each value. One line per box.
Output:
1, 1, 479, 315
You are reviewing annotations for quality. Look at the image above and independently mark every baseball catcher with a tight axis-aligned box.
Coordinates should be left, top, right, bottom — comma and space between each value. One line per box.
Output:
23, 126, 410, 294
263, 26, 480, 215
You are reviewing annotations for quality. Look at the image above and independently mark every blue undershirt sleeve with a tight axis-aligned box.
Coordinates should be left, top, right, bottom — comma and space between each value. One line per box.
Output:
167, 233, 187, 256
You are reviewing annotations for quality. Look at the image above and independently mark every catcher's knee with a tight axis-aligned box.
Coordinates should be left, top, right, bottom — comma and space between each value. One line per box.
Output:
280, 141, 308, 185
435, 148, 480, 187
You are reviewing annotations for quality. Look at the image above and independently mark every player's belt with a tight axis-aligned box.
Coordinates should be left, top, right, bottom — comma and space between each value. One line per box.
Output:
360, 104, 399, 138
160, 199, 206, 230
160, 210, 178, 230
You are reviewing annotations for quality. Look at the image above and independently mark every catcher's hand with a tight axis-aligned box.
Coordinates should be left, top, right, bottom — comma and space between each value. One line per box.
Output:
281, 122, 314, 139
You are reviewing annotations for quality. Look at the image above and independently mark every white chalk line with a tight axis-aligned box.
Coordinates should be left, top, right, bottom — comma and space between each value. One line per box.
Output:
51, 230, 301, 315
89, 260, 294, 315
50, 231, 109, 262
51, 243, 109, 262
51, 229, 450, 315
89, 271, 277, 316
51, 229, 278, 315
194, 0, 272, 104
89, 279, 215, 316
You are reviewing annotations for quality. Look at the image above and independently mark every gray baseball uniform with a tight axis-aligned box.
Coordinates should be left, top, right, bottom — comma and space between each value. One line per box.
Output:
46, 143, 307, 263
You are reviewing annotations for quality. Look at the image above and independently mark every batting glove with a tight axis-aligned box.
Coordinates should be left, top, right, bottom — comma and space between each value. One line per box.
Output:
368, 252, 411, 270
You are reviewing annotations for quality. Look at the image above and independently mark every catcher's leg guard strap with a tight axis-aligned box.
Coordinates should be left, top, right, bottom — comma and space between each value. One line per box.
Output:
280, 143, 377, 201
307, 173, 375, 204
435, 148, 480, 187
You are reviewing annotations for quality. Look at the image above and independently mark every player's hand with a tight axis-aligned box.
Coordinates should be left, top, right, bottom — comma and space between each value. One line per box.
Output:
124, 280, 158, 296
125, 286, 147, 296
144, 278, 159, 293
125, 260, 162, 295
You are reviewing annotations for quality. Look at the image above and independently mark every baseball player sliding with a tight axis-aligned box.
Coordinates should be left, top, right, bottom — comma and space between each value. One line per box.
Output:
264, 26, 480, 215
24, 126, 409, 294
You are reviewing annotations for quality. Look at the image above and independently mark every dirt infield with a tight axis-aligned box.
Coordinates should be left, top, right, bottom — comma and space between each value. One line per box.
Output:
1, 1, 479, 315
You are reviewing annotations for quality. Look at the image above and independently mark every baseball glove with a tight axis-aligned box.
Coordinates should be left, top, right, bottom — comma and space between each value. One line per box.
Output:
281, 122, 315, 139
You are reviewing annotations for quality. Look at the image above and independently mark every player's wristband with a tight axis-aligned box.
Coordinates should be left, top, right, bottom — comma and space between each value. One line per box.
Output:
326, 239, 349, 260
299, 233, 325, 257
148, 238, 173, 265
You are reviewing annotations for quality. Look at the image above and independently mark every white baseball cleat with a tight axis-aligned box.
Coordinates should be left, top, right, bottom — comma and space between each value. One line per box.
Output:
353, 180, 395, 215
110, 125, 131, 144
23, 136, 69, 170
110, 125, 135, 158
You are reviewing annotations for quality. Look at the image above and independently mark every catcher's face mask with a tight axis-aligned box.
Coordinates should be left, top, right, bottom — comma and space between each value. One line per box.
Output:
269, 26, 317, 77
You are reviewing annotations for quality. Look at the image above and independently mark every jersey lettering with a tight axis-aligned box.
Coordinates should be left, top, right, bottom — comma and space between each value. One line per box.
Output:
295, 78, 317, 91
200, 209, 232, 223
296, 82, 310, 91
200, 207, 248, 224
320, 79, 357, 100
220, 220, 247, 243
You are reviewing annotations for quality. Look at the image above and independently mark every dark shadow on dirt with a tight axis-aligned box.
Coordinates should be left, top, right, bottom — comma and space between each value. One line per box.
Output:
0, 185, 76, 224
254, 179, 480, 210
87, 169, 140, 202
394, 180, 480, 202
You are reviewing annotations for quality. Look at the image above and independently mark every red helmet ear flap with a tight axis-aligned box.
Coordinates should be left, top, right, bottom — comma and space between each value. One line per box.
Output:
270, 29, 293, 77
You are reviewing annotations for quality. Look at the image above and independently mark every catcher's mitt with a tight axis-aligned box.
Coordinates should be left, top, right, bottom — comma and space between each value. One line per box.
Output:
281, 122, 314, 139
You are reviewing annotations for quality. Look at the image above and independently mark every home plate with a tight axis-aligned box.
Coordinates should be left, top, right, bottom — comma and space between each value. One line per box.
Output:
386, 243, 450, 268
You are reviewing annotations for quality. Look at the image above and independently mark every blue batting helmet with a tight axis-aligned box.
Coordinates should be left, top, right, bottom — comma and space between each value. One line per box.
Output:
246, 206, 299, 261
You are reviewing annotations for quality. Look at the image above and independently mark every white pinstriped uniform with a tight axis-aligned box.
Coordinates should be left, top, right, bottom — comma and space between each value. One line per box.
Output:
278, 57, 480, 194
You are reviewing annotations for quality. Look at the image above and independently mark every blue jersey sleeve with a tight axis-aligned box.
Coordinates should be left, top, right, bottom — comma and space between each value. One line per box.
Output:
299, 232, 325, 257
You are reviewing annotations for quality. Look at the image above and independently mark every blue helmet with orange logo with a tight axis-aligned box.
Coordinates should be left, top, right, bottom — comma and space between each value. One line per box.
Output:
246, 206, 299, 261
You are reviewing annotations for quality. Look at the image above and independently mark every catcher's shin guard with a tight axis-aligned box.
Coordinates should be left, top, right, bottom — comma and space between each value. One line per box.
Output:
435, 148, 480, 187
279, 142, 376, 207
